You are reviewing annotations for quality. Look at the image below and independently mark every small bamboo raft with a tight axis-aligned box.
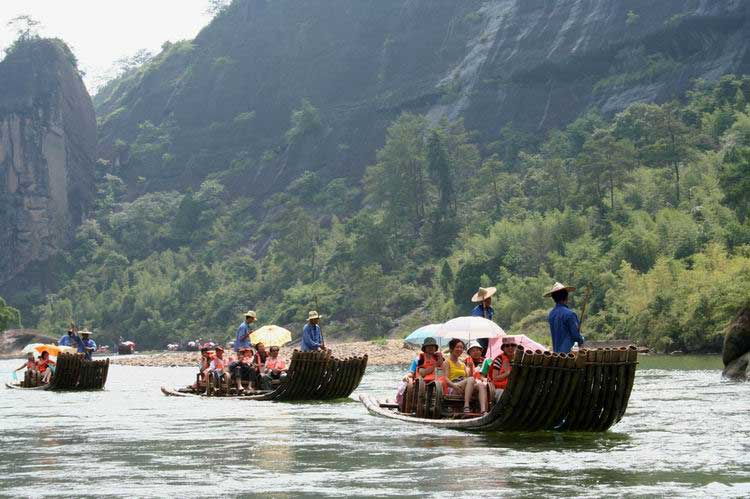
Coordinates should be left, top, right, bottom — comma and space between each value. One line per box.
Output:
162, 350, 368, 401
5, 353, 110, 391
360, 346, 638, 432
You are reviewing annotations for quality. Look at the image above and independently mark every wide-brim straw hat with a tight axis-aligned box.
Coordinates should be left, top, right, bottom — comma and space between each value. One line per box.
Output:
421, 337, 438, 351
471, 286, 497, 303
245, 310, 257, 319
307, 310, 322, 321
79, 330, 94, 336
543, 282, 576, 298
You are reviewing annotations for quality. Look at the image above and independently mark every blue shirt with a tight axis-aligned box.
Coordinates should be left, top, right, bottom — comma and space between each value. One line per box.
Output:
408, 358, 418, 374
74, 335, 97, 360
235, 322, 253, 350
59, 334, 73, 346
301, 323, 323, 352
548, 303, 584, 353
471, 304, 494, 321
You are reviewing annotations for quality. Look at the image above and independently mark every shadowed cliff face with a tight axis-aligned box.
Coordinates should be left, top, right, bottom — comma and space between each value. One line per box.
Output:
95, 0, 750, 198
0, 39, 96, 284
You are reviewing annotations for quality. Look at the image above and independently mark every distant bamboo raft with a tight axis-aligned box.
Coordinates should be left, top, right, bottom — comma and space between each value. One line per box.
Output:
360, 346, 638, 432
50, 353, 110, 390
248, 350, 368, 401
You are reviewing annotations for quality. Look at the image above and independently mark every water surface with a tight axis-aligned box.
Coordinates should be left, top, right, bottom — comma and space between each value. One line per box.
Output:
0, 356, 748, 497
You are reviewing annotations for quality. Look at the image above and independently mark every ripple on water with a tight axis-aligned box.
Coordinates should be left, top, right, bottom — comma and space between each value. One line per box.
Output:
1, 358, 749, 497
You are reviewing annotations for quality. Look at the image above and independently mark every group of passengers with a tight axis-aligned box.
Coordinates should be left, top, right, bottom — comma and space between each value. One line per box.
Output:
405, 335, 517, 415
14, 350, 56, 384
195, 341, 288, 394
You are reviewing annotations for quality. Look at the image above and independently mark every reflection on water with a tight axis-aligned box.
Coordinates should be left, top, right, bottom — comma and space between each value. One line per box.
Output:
0, 357, 748, 497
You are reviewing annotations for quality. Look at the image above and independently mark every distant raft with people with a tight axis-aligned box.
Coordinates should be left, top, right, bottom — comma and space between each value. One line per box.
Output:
360, 346, 638, 432
161, 350, 368, 401
5, 353, 110, 391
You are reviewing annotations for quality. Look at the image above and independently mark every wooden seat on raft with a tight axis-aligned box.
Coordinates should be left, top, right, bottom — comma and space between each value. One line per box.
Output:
399, 377, 496, 419
23, 369, 44, 388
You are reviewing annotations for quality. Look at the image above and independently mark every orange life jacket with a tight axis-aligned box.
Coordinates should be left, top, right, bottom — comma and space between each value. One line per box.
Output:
37, 359, 51, 373
416, 353, 439, 382
488, 353, 512, 390
466, 356, 485, 380
212, 356, 225, 370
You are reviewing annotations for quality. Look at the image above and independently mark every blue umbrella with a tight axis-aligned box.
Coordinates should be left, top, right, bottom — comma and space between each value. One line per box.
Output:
404, 324, 449, 347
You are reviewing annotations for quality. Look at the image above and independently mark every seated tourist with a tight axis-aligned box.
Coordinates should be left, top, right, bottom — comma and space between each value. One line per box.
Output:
465, 340, 486, 379
443, 339, 487, 414
204, 346, 230, 387
404, 356, 419, 381
37, 351, 55, 384
192, 345, 213, 390
15, 353, 37, 374
488, 337, 517, 395
416, 337, 443, 383
254, 342, 269, 368
260, 346, 286, 390
229, 347, 255, 393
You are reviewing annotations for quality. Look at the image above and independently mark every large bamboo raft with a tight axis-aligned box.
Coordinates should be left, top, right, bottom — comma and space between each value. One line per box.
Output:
360, 346, 637, 432
5, 353, 109, 391
162, 350, 368, 401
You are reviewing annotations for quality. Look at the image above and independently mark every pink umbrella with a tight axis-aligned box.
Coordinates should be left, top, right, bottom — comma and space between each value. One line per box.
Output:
486, 335, 548, 361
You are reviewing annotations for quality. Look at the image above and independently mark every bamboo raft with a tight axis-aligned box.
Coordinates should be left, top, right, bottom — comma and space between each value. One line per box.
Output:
5, 353, 110, 391
360, 346, 638, 431
162, 350, 368, 401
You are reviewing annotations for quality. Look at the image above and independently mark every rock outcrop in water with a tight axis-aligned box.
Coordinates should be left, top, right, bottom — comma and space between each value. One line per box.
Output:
0, 39, 96, 285
722, 307, 750, 381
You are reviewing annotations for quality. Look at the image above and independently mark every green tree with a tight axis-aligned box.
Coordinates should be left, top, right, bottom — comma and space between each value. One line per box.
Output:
364, 113, 429, 236
576, 129, 636, 209
0, 297, 21, 331
720, 147, 750, 221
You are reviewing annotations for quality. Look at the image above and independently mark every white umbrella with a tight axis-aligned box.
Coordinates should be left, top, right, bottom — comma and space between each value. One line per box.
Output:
434, 316, 505, 341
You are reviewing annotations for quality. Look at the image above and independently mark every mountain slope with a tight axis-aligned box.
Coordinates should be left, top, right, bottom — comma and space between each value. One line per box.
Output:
94, 0, 749, 196
0, 38, 96, 286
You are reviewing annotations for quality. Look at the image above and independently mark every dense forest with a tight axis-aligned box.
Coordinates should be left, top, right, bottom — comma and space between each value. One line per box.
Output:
23, 74, 750, 352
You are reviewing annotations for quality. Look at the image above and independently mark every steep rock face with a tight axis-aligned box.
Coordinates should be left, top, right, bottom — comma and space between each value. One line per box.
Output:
94, 0, 750, 195
0, 39, 96, 284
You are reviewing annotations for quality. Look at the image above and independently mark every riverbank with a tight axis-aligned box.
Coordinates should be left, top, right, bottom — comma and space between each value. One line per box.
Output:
111, 339, 417, 367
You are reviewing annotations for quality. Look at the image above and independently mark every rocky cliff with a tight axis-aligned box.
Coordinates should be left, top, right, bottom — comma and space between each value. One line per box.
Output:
0, 39, 96, 285
94, 0, 750, 195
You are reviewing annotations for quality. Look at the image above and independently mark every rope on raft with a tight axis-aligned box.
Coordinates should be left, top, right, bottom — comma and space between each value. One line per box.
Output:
247, 350, 368, 401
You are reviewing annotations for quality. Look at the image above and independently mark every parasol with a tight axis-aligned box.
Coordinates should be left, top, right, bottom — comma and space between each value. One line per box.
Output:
434, 316, 505, 341
485, 335, 548, 361
250, 325, 293, 347
404, 324, 449, 347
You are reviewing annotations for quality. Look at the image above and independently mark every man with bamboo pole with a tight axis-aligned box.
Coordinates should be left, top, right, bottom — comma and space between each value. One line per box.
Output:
545, 282, 585, 353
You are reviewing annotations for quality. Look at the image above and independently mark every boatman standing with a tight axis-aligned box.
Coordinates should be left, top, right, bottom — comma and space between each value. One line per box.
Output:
59, 323, 76, 347
301, 311, 324, 352
74, 330, 97, 361
545, 282, 585, 353
471, 286, 496, 353
235, 310, 256, 351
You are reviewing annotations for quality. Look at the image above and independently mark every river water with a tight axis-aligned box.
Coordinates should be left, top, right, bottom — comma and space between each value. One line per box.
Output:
0, 355, 748, 497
